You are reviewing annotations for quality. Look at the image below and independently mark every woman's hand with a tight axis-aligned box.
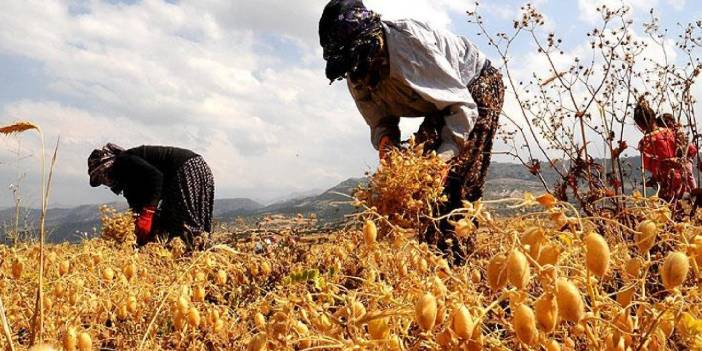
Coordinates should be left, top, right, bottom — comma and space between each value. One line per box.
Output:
378, 135, 394, 160
135, 206, 156, 244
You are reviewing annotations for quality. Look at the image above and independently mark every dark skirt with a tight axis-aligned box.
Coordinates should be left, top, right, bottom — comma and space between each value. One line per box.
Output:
416, 62, 506, 264
448, 62, 506, 205
156, 156, 215, 247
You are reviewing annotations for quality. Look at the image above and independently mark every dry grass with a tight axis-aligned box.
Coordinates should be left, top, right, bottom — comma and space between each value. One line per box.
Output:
99, 206, 136, 247
0, 122, 39, 136
355, 139, 448, 231
1, 150, 702, 350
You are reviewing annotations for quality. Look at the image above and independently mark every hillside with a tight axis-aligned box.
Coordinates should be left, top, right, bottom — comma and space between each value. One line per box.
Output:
486, 156, 644, 186
0, 199, 263, 244
225, 177, 367, 224
0, 158, 645, 243
0, 202, 128, 243
213, 198, 264, 218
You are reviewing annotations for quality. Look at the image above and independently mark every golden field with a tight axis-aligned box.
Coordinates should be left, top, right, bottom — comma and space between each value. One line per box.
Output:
2, 148, 702, 351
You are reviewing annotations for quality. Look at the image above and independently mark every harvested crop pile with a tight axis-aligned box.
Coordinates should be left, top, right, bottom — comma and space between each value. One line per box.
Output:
99, 205, 135, 246
2, 151, 702, 350
355, 139, 448, 231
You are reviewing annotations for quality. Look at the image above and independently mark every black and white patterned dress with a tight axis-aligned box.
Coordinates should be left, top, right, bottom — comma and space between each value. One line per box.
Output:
157, 156, 215, 247
416, 61, 506, 264
110, 145, 215, 248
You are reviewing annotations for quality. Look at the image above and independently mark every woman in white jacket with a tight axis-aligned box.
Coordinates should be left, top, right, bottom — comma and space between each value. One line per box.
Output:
319, 0, 505, 264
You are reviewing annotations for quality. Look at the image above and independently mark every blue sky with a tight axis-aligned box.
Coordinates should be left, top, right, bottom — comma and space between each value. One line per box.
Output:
0, 0, 700, 208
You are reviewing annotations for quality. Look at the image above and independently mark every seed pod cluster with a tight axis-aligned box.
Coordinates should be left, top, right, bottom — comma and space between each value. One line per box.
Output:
636, 220, 658, 253
363, 220, 377, 244
451, 304, 474, 339
584, 232, 610, 277
661, 252, 689, 291
534, 293, 558, 332
556, 278, 584, 322
513, 304, 537, 345
415, 293, 438, 331
487, 254, 508, 291
507, 249, 531, 289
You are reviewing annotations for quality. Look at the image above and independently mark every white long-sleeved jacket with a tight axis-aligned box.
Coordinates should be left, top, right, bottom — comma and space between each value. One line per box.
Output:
348, 19, 486, 160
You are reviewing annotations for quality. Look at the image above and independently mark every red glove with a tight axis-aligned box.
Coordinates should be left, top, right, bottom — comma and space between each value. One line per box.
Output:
135, 206, 156, 244
378, 135, 394, 160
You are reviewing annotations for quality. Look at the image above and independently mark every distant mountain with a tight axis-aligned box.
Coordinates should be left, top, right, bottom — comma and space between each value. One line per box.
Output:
262, 188, 326, 206
235, 177, 366, 223
0, 202, 127, 243
0, 157, 646, 243
0, 198, 263, 244
484, 178, 543, 198
244, 156, 646, 222
487, 156, 644, 187
213, 198, 263, 218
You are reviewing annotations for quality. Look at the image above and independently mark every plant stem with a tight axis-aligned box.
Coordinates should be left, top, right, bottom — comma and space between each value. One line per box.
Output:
0, 297, 15, 351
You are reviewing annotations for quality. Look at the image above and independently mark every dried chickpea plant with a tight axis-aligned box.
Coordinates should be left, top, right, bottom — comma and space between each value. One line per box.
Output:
99, 206, 136, 246
7, 148, 702, 350
355, 138, 448, 233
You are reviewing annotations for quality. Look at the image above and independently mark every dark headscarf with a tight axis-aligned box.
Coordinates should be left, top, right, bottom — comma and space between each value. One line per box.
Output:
88, 143, 124, 188
634, 96, 656, 132
319, 0, 384, 83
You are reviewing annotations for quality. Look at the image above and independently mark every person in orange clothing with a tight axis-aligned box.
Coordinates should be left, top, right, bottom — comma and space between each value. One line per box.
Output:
659, 112, 698, 193
635, 98, 696, 202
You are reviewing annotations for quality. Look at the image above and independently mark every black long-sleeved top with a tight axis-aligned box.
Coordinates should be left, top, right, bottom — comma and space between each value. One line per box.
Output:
111, 146, 198, 212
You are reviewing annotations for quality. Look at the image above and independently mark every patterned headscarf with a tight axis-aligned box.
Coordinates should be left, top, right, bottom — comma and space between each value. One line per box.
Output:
319, 0, 384, 83
88, 143, 124, 188
634, 96, 656, 132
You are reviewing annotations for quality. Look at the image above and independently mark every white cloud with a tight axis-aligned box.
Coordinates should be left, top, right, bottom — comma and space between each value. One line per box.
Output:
181, 0, 474, 50
365, 0, 475, 28
0, 0, 391, 206
0, 0, 482, 207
